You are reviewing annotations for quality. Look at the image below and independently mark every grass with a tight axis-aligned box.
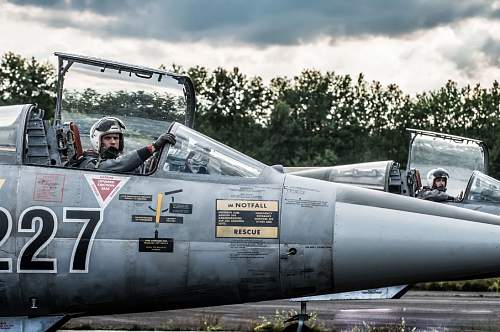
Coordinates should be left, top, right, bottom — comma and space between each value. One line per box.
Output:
199, 313, 224, 331
415, 278, 500, 292
253, 309, 325, 332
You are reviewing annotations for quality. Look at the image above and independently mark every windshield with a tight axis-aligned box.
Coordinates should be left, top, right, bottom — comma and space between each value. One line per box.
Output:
286, 161, 394, 191
59, 59, 188, 154
164, 124, 266, 178
409, 134, 486, 196
464, 171, 500, 203
0, 105, 24, 153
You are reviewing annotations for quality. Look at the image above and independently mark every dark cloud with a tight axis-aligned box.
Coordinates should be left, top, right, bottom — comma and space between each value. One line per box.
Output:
7, 0, 500, 45
482, 38, 500, 67
443, 37, 500, 77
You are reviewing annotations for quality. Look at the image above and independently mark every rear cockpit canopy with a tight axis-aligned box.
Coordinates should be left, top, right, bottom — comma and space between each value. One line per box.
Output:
407, 129, 488, 197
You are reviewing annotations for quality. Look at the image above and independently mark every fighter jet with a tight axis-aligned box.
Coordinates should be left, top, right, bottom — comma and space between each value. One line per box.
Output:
285, 127, 500, 321
286, 128, 498, 212
2, 53, 500, 332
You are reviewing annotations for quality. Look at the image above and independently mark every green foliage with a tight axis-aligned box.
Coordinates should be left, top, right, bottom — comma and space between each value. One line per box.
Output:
2, 53, 499, 178
415, 278, 500, 292
191, 66, 271, 160
63, 89, 185, 122
253, 310, 289, 332
253, 309, 324, 332
198, 314, 224, 331
0, 52, 56, 118
187, 66, 499, 178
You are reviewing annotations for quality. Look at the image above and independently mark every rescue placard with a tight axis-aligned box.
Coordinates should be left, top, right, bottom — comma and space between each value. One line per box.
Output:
216, 199, 279, 239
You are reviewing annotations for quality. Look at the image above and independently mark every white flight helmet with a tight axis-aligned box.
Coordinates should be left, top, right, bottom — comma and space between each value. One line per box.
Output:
90, 117, 126, 153
427, 168, 449, 188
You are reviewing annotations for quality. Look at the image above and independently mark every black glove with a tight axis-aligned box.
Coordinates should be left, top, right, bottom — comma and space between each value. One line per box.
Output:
153, 133, 176, 151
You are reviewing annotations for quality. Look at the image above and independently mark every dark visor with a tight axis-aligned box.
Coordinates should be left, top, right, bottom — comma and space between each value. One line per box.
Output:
96, 118, 126, 132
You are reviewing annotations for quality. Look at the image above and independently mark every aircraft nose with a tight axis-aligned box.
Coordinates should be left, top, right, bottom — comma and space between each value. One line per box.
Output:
332, 184, 500, 293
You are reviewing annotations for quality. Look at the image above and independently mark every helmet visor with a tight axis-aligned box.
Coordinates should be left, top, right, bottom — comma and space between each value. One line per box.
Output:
95, 118, 126, 132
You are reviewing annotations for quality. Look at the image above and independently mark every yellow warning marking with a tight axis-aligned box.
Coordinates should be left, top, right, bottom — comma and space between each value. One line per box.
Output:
155, 193, 164, 227
0, 179, 4, 189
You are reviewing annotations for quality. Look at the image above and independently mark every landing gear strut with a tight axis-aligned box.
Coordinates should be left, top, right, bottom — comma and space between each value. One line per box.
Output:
283, 301, 311, 332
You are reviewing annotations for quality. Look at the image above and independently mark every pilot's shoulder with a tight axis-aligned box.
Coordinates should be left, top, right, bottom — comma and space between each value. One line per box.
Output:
82, 149, 99, 158
417, 186, 431, 198
66, 150, 99, 168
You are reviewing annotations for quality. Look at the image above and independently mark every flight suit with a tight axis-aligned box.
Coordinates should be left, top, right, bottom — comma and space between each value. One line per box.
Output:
77, 146, 153, 173
417, 187, 455, 202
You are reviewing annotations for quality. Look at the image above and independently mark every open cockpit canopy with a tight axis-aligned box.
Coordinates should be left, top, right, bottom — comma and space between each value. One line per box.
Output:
54, 52, 195, 154
407, 129, 488, 197
0, 53, 267, 179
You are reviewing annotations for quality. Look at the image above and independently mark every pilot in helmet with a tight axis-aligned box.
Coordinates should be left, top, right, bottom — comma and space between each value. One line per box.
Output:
90, 117, 126, 159
427, 168, 449, 190
75, 116, 176, 173
417, 168, 454, 202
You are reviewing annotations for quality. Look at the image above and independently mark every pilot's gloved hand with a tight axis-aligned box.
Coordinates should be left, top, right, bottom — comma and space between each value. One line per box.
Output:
153, 133, 176, 151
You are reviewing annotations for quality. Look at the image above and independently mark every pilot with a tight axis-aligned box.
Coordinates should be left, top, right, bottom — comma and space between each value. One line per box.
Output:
76, 116, 176, 172
417, 168, 455, 202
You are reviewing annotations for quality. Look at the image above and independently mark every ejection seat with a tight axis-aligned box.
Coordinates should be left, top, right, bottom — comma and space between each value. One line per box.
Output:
67, 122, 83, 161
59, 121, 87, 168
23, 106, 86, 167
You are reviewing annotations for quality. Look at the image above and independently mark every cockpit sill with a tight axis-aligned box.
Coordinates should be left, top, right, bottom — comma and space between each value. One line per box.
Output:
0, 105, 288, 188
286, 129, 494, 206
0, 52, 284, 184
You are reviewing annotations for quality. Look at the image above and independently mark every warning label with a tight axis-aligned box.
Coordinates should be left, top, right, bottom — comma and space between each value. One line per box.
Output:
216, 199, 279, 239
132, 215, 183, 224
217, 200, 278, 211
33, 174, 65, 202
0, 320, 15, 330
139, 238, 174, 252
85, 174, 129, 208
119, 194, 152, 201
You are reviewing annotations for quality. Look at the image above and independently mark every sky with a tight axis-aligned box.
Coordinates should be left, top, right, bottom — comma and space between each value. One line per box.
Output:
0, 0, 499, 95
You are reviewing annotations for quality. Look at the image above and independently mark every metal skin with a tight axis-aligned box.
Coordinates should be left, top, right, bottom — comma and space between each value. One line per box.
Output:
2, 108, 500, 325
286, 130, 500, 307
1, 53, 500, 331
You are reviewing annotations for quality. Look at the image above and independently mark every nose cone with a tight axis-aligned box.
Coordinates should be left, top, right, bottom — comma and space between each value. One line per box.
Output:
333, 184, 500, 292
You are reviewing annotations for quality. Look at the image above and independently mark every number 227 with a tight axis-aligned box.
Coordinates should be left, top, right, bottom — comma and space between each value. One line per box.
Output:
0, 206, 103, 273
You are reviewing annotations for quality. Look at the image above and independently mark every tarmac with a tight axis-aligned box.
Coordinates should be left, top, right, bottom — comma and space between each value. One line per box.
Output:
60, 291, 500, 331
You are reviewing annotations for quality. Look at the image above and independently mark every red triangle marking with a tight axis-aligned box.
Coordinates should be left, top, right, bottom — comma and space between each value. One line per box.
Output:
92, 178, 122, 202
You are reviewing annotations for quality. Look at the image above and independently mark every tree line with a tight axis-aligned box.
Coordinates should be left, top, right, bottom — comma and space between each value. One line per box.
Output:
1, 52, 499, 176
